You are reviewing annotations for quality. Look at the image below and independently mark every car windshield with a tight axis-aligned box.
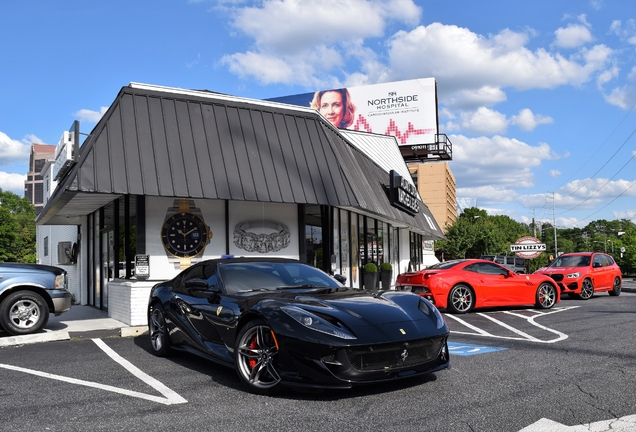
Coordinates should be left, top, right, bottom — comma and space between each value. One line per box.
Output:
550, 255, 591, 267
219, 262, 342, 293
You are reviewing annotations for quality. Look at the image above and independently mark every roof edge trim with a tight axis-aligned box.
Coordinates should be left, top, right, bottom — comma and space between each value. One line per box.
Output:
128, 82, 318, 114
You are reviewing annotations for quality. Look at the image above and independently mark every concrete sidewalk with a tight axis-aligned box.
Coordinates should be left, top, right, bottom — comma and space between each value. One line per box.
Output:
0, 305, 147, 347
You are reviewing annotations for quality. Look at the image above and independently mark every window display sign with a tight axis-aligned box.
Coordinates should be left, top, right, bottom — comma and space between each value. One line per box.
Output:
135, 254, 150, 280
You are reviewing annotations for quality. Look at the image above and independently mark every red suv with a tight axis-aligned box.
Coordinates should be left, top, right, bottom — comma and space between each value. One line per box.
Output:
534, 252, 622, 299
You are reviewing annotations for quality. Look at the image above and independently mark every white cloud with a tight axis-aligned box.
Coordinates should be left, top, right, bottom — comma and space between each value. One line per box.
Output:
456, 185, 518, 205
220, 0, 420, 86
74, 107, 108, 124
561, 177, 636, 198
444, 86, 507, 110
450, 134, 560, 192
510, 108, 554, 131
0, 131, 31, 163
459, 107, 508, 135
608, 19, 636, 44
553, 24, 593, 48
387, 23, 612, 94
614, 209, 636, 220
0, 171, 27, 196
549, 170, 561, 177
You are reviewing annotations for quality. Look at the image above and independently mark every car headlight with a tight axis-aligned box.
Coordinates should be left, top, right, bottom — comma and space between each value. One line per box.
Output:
55, 273, 67, 290
281, 306, 357, 340
418, 298, 446, 329
566, 272, 581, 278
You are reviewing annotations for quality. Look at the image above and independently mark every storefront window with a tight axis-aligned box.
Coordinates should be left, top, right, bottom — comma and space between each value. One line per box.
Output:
339, 209, 349, 284
351, 213, 359, 288
333, 210, 339, 275
391, 226, 399, 274
366, 217, 377, 265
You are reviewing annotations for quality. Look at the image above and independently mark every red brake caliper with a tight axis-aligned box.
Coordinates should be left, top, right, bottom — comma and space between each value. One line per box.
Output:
249, 336, 258, 369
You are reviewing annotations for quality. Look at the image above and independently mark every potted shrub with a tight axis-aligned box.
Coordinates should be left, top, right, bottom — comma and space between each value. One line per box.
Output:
363, 262, 378, 290
380, 262, 393, 290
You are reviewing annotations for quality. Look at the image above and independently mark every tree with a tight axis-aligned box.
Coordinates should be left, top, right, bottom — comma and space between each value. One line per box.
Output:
437, 208, 528, 259
0, 189, 36, 262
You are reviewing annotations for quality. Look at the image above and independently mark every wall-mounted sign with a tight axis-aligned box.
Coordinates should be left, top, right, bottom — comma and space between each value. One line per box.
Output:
511, 237, 546, 259
52, 120, 79, 181
135, 254, 150, 280
389, 170, 420, 215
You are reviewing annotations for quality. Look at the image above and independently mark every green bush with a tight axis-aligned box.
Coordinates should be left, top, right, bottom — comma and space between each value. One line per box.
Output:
380, 262, 392, 271
364, 262, 378, 273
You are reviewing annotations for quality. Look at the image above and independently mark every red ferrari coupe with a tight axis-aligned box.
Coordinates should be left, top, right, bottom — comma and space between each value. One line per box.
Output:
395, 259, 559, 313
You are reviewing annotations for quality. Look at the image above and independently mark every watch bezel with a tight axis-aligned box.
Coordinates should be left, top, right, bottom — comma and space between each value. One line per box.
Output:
161, 212, 210, 258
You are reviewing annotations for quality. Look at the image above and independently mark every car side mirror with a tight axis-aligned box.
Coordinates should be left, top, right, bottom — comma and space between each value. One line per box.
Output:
334, 274, 347, 284
184, 278, 209, 291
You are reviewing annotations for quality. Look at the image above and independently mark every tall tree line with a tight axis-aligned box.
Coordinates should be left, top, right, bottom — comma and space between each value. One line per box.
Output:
0, 189, 36, 263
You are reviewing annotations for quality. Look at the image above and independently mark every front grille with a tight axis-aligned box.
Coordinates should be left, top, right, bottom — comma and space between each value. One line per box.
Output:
548, 273, 564, 282
345, 337, 445, 372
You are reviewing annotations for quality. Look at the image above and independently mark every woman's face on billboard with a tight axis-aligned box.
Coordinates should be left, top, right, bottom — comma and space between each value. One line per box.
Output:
319, 91, 344, 127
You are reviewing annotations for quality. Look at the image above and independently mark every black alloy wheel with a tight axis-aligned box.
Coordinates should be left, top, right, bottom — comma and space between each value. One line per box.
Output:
535, 283, 557, 309
235, 319, 282, 395
447, 284, 474, 314
0, 291, 49, 336
148, 303, 172, 356
609, 277, 622, 296
577, 279, 594, 300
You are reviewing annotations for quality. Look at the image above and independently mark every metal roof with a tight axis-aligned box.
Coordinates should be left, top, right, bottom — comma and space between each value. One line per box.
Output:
37, 83, 443, 239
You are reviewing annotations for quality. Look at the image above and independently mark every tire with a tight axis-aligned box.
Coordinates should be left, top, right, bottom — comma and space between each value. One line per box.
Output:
447, 284, 474, 314
148, 302, 172, 357
609, 277, 622, 297
535, 283, 557, 309
0, 291, 49, 336
577, 278, 594, 300
234, 319, 282, 395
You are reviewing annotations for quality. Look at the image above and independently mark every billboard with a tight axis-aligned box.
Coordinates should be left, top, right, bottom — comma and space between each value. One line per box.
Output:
267, 78, 451, 161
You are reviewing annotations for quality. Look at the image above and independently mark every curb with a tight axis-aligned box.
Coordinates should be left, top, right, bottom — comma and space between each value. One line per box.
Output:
1, 326, 149, 347
0, 331, 71, 347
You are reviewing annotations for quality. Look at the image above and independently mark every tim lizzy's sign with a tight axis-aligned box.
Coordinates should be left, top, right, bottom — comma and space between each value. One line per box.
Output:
389, 170, 420, 215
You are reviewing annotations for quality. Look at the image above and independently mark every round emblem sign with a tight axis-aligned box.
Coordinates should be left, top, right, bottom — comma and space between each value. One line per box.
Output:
511, 236, 546, 259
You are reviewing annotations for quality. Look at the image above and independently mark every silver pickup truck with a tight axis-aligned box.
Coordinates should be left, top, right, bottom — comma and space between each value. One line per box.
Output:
0, 263, 72, 335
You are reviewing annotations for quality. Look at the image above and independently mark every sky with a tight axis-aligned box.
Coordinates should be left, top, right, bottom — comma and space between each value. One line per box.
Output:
1, 0, 636, 229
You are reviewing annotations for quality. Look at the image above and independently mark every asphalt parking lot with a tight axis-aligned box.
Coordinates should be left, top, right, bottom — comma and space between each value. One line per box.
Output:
1, 282, 636, 432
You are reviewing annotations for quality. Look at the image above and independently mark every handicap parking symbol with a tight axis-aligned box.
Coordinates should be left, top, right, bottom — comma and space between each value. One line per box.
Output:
448, 342, 507, 356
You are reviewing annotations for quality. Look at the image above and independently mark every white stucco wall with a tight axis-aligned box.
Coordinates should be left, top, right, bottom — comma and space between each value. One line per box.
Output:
37, 224, 80, 303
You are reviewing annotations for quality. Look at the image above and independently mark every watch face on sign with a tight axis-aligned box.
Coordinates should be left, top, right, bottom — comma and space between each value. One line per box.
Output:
161, 212, 210, 258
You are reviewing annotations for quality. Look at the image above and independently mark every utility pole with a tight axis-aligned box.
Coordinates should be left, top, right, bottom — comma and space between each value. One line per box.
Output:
550, 192, 558, 258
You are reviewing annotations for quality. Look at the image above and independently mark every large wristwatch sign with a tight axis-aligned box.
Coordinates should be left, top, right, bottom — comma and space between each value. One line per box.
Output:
389, 170, 420, 215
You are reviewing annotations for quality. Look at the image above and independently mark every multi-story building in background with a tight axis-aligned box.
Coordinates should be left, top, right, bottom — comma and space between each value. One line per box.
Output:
409, 162, 457, 229
24, 144, 56, 215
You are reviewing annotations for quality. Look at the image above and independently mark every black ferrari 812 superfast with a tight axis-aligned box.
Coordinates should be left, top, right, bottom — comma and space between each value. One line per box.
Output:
147, 257, 450, 394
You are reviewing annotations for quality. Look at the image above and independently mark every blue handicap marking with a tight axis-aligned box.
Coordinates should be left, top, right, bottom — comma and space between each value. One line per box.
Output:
448, 342, 507, 356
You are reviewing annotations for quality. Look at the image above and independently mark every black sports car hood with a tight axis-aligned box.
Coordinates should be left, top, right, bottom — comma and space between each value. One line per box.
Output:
251, 290, 448, 343
294, 293, 417, 325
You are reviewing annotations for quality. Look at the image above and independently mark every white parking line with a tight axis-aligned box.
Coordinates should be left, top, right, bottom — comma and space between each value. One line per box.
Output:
445, 306, 578, 344
0, 338, 187, 405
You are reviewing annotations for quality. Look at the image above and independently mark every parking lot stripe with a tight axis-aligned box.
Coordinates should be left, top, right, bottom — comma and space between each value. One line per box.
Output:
0, 363, 182, 405
92, 338, 187, 405
477, 313, 540, 342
